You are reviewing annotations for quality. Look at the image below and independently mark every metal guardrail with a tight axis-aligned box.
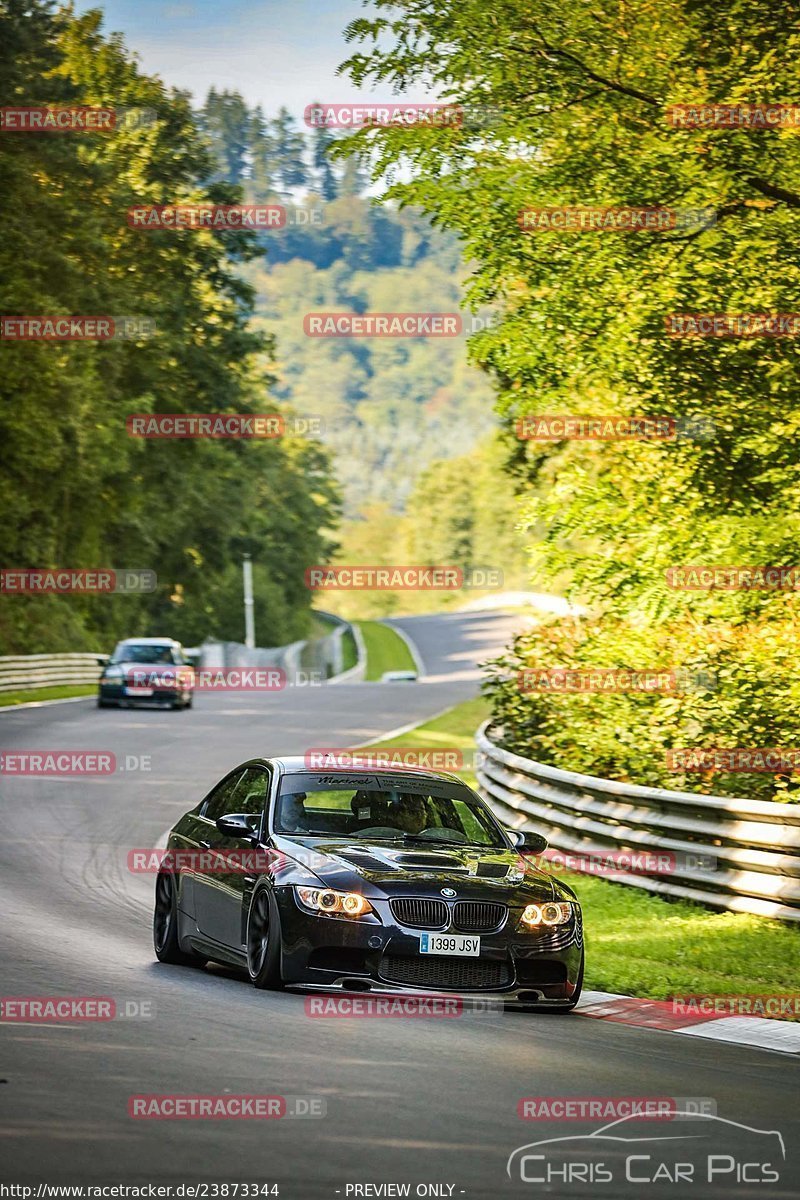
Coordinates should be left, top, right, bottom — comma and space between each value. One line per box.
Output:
198, 612, 363, 683
0, 613, 363, 698
476, 721, 800, 923
0, 652, 107, 693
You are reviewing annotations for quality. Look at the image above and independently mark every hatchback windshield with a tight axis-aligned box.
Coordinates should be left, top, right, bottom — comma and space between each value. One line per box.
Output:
274, 773, 506, 848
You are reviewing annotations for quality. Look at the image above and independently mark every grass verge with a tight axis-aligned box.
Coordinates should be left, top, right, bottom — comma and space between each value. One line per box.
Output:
0, 684, 96, 708
356, 619, 417, 681
364, 694, 800, 1000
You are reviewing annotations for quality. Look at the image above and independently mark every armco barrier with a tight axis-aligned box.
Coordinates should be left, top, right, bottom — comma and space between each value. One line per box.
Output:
200, 611, 363, 683
0, 652, 107, 693
475, 721, 800, 923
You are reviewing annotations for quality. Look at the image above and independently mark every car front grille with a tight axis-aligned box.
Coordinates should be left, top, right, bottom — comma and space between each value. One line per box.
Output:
380, 954, 510, 991
390, 898, 448, 929
452, 901, 507, 932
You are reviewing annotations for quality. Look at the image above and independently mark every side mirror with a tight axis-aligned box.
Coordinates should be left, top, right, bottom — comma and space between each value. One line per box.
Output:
216, 813, 258, 839
510, 829, 548, 854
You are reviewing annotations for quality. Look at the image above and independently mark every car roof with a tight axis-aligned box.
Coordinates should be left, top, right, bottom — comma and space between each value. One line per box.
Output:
116, 637, 181, 646
268, 755, 463, 784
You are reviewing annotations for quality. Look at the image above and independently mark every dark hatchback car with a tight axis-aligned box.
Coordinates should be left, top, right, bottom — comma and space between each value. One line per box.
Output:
98, 637, 194, 709
154, 758, 584, 1009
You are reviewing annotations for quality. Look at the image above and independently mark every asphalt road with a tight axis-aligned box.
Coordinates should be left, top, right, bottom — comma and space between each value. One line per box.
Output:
1, 611, 798, 1199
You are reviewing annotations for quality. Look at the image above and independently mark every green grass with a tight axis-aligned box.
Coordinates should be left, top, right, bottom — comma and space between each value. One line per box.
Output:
356, 619, 417, 681
363, 694, 800, 1000
0, 683, 96, 708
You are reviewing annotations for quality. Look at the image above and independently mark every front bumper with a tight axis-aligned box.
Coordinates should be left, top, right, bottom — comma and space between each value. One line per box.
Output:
99, 682, 191, 705
275, 889, 583, 1008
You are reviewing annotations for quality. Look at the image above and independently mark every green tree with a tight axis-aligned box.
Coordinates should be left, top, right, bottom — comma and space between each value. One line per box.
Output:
338, 0, 800, 799
269, 107, 307, 193
0, 1, 339, 653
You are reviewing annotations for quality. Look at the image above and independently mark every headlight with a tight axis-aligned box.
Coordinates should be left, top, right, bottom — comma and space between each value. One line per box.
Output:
295, 886, 374, 918
519, 901, 573, 928
103, 666, 124, 679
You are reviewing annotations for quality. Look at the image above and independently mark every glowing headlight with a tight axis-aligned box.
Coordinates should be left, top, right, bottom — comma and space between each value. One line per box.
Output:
295, 886, 374, 918
519, 901, 573, 928
103, 666, 124, 679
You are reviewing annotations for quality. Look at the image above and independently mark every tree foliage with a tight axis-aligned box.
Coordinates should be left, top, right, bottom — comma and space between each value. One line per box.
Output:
340, 0, 800, 798
0, 0, 339, 653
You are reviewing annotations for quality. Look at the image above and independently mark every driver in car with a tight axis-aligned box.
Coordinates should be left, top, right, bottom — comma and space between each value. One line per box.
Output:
279, 792, 312, 833
391, 793, 431, 835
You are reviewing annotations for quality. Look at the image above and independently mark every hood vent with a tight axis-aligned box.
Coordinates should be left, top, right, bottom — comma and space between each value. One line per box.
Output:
336, 850, 388, 870
392, 854, 468, 871
476, 863, 512, 878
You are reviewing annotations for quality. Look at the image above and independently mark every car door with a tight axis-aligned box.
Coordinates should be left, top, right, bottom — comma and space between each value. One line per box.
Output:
174, 767, 246, 923
193, 765, 272, 950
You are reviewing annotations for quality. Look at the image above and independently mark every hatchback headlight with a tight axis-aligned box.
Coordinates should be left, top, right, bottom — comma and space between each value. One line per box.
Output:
103, 666, 124, 679
519, 901, 573, 928
295, 886, 374, 918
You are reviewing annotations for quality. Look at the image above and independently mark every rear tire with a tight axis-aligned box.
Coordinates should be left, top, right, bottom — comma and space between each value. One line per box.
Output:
247, 885, 283, 989
153, 871, 206, 967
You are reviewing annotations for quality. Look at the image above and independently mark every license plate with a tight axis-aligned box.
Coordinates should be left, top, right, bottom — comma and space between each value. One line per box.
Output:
125, 686, 153, 696
419, 933, 480, 956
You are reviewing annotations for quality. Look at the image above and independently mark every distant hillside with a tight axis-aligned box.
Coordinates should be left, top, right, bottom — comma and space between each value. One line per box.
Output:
200, 93, 497, 516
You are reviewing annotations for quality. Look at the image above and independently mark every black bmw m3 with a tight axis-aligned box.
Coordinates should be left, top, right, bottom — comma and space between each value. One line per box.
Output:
154, 757, 584, 1010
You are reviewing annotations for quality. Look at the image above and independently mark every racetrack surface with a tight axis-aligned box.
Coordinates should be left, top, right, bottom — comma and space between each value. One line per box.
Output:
1, 612, 798, 1198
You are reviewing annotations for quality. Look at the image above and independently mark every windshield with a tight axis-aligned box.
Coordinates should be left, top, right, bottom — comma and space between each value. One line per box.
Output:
274, 773, 506, 848
111, 643, 182, 665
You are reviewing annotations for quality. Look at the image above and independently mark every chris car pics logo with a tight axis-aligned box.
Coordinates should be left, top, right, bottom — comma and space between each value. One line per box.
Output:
507, 1112, 784, 1186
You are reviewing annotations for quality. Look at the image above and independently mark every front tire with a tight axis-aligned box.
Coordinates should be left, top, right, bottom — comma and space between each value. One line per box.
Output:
246, 885, 283, 989
153, 871, 205, 967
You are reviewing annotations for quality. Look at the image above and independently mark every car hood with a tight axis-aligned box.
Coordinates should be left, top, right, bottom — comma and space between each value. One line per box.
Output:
272, 834, 562, 903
